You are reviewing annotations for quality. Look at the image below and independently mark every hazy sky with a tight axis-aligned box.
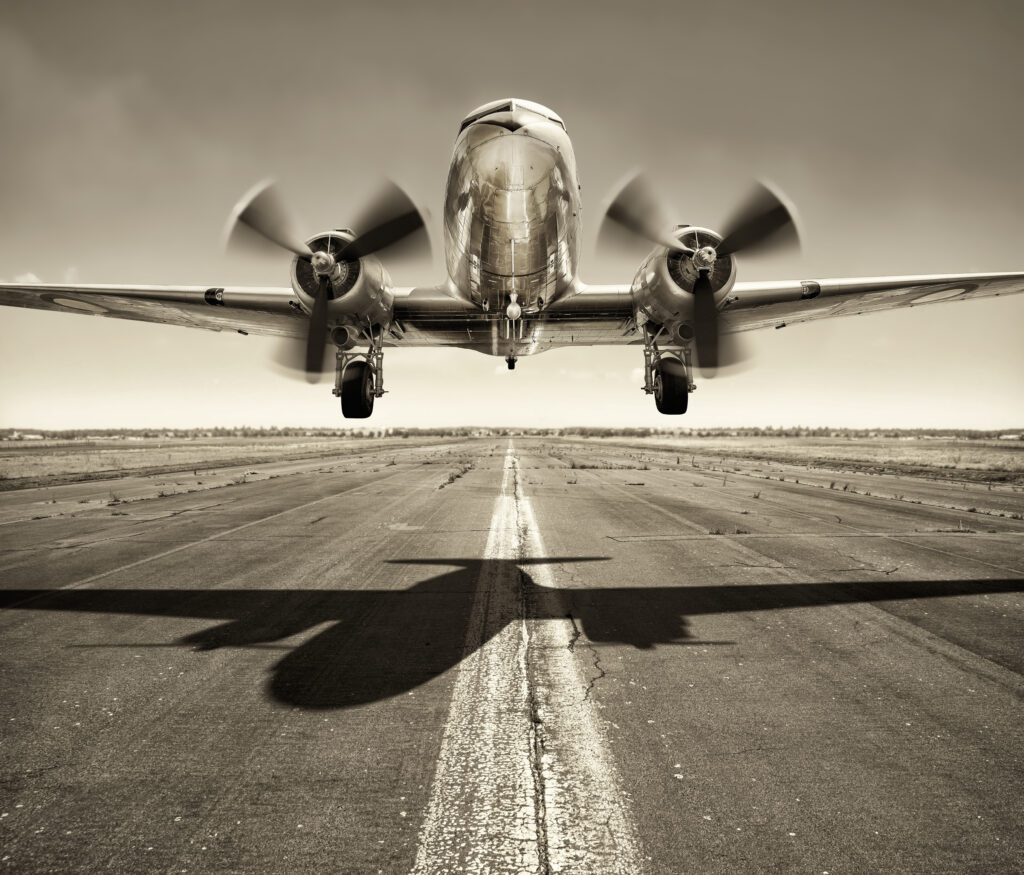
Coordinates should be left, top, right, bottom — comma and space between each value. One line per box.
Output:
1, 0, 1021, 429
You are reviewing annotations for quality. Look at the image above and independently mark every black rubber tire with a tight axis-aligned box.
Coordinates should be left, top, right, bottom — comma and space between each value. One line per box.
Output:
340, 361, 375, 418
653, 356, 689, 415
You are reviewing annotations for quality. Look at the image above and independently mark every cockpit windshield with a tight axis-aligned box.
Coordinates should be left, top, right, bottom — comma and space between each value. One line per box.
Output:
458, 98, 565, 134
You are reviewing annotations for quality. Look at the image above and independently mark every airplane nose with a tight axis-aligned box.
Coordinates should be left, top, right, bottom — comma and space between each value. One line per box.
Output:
469, 134, 559, 224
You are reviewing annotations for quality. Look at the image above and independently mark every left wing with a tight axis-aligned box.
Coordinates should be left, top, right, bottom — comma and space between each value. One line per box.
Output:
0, 283, 304, 338
497, 271, 1024, 347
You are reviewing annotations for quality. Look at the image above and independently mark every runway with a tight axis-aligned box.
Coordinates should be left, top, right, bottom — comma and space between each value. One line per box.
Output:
1, 438, 1022, 873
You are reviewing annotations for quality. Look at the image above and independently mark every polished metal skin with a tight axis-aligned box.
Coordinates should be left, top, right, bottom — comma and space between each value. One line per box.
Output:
443, 98, 581, 314
1, 97, 1023, 381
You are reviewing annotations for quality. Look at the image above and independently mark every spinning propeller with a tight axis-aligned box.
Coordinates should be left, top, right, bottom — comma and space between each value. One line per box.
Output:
225, 179, 429, 381
599, 174, 799, 373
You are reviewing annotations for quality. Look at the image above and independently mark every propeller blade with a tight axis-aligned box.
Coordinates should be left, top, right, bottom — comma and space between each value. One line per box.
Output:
598, 171, 681, 254
717, 181, 799, 258
305, 275, 330, 382
270, 337, 332, 378
692, 269, 719, 374
224, 179, 312, 259
717, 332, 750, 372
341, 180, 430, 264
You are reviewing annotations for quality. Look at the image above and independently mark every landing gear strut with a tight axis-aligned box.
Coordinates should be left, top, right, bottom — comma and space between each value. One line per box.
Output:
641, 323, 694, 415
505, 292, 522, 371
333, 326, 386, 419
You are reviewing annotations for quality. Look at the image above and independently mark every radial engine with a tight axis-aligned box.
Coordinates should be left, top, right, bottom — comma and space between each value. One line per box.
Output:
630, 226, 737, 345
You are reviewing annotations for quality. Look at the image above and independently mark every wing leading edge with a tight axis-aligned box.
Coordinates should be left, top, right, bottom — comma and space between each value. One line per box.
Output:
0, 283, 304, 338
722, 271, 1024, 333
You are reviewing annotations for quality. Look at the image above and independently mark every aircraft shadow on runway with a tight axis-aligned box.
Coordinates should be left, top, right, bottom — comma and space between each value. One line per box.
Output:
2, 558, 1021, 709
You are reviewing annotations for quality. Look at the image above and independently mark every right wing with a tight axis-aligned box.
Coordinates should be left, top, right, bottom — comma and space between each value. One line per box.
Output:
0, 283, 304, 338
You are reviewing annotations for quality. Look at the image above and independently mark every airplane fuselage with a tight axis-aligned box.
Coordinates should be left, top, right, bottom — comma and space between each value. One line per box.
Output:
443, 99, 581, 314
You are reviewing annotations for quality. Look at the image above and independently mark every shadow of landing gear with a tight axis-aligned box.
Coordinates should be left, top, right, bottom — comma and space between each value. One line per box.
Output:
1, 566, 1021, 709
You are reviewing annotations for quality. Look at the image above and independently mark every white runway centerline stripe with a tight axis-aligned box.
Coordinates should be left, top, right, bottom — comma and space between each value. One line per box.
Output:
411, 444, 645, 874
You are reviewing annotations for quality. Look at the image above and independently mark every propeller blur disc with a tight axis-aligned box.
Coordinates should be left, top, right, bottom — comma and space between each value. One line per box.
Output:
717, 181, 799, 258
343, 180, 431, 265
224, 179, 311, 258
597, 171, 681, 254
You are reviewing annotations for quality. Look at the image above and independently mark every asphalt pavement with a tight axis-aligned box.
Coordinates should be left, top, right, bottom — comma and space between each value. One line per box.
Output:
1, 438, 1022, 873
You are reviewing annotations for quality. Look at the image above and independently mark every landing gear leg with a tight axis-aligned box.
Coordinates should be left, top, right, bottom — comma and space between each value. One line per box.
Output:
506, 355, 517, 370
333, 326, 386, 419
641, 324, 693, 415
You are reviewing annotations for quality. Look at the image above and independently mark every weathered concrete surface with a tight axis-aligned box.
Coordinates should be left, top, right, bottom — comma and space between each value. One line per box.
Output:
2, 438, 1022, 872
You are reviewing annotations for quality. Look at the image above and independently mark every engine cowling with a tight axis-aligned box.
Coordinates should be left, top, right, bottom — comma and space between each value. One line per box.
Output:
290, 231, 394, 333
631, 226, 737, 343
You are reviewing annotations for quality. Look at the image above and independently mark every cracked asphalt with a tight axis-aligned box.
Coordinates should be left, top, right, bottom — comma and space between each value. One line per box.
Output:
1, 437, 1022, 872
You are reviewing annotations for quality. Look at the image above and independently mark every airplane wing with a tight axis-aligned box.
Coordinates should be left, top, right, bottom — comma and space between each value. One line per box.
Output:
0, 283, 304, 338
399, 271, 1022, 351
501, 271, 1024, 348
0, 281, 636, 354
721, 271, 1024, 333
2, 271, 1021, 351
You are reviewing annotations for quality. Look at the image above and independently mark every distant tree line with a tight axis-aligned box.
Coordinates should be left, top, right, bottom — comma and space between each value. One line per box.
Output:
2, 426, 1021, 441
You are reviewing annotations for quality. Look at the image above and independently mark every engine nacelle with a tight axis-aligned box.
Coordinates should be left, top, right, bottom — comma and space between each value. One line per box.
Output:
631, 226, 737, 343
290, 231, 394, 334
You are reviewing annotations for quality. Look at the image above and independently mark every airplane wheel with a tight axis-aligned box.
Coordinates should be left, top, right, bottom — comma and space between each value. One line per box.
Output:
341, 361, 375, 418
653, 356, 688, 414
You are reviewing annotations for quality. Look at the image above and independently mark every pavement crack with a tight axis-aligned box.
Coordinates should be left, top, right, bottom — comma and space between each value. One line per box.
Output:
603, 813, 618, 849
566, 612, 581, 653
512, 449, 552, 875
715, 562, 790, 569
832, 548, 901, 576
581, 639, 608, 702
562, 610, 609, 698
524, 656, 552, 875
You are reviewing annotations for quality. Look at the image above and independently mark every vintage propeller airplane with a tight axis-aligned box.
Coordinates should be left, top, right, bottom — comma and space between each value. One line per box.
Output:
1, 97, 1021, 418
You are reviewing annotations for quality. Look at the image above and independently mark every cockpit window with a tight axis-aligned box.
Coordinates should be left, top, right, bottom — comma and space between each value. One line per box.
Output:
458, 98, 566, 134
459, 101, 513, 133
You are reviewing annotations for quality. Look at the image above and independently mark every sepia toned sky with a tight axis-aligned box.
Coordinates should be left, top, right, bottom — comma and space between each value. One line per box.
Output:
1, 0, 1022, 429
